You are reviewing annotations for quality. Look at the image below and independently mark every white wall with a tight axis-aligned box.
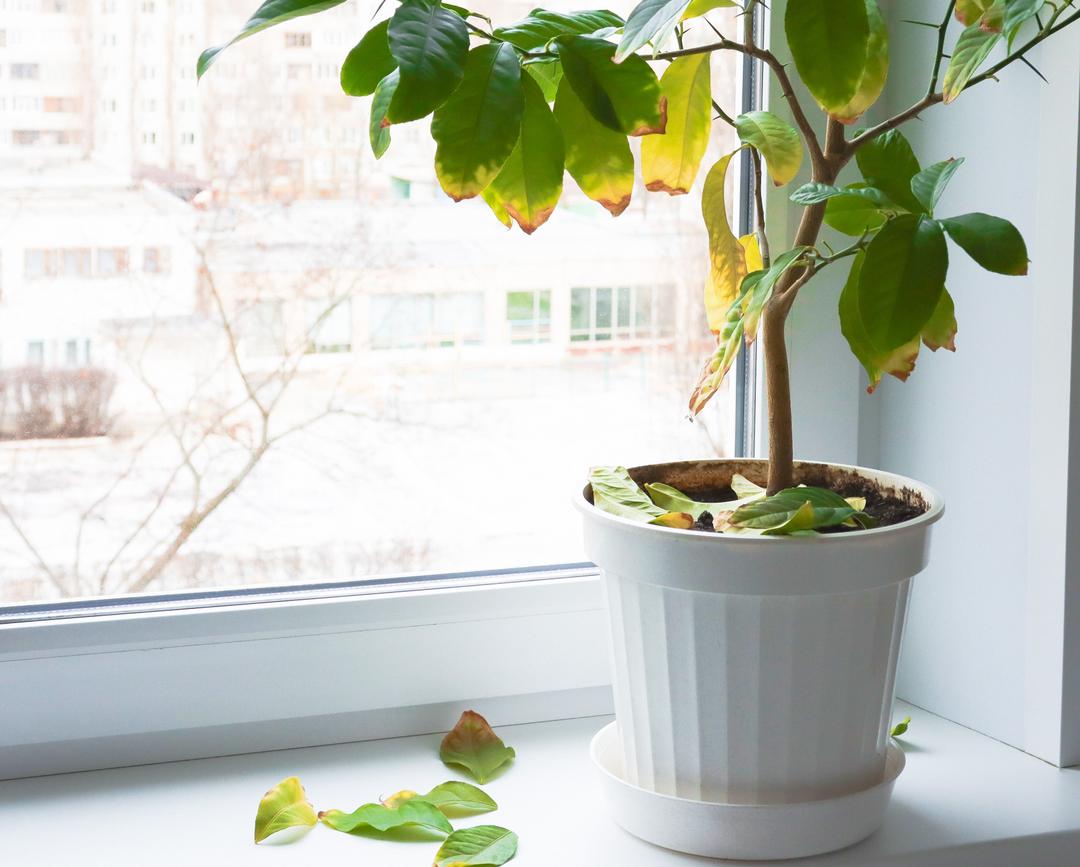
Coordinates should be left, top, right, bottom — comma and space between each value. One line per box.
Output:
861, 3, 1080, 763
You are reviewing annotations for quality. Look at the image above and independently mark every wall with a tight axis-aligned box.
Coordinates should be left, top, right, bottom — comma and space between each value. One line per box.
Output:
862, 2, 1080, 763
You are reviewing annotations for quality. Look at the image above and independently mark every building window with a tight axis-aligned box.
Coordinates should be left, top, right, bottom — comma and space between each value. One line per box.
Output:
43, 97, 82, 113
506, 290, 552, 344
306, 298, 352, 354
96, 248, 129, 277
24, 249, 54, 279
571, 286, 659, 342
238, 299, 286, 358
370, 292, 485, 350
180, 131, 195, 145
285, 32, 312, 48
11, 63, 40, 80
26, 341, 44, 367
142, 246, 170, 274
61, 248, 91, 277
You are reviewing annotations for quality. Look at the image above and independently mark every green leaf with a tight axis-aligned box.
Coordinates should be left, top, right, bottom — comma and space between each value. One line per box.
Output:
589, 466, 692, 526
1004, 0, 1042, 49
731, 473, 766, 499
730, 486, 868, 535
387, 0, 470, 124
831, 0, 889, 124
440, 710, 517, 784
940, 212, 1029, 275
702, 152, 751, 328
319, 799, 452, 836
254, 776, 318, 843
954, 0, 995, 25
432, 43, 523, 202
858, 214, 948, 350
341, 20, 396, 97
735, 111, 803, 187
741, 246, 809, 343
645, 482, 761, 519
616, 0, 692, 62
910, 158, 964, 215
856, 128, 923, 214
369, 70, 399, 159
198, 0, 346, 79
485, 74, 564, 234
553, 77, 634, 216
942, 23, 1001, 103
824, 185, 890, 235
390, 781, 498, 816
642, 54, 711, 194
434, 825, 519, 867
494, 9, 624, 51
840, 251, 922, 392
922, 286, 958, 352
525, 59, 563, 102
890, 715, 912, 737
790, 181, 892, 207
681, 0, 737, 20
557, 35, 666, 136
785, 0, 870, 112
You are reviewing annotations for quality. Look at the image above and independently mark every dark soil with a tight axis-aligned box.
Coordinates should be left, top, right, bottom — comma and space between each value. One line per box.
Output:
620, 461, 927, 535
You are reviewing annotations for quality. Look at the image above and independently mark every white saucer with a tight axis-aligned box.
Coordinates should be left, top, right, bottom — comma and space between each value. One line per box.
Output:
590, 722, 905, 861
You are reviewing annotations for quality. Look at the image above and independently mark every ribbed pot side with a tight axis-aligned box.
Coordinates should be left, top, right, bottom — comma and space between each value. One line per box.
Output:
577, 459, 943, 805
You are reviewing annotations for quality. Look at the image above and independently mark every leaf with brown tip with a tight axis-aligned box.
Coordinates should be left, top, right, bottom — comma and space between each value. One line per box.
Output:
440, 711, 516, 784
254, 776, 317, 843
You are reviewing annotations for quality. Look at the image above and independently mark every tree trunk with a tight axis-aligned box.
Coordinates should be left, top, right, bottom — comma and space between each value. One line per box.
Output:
762, 155, 840, 493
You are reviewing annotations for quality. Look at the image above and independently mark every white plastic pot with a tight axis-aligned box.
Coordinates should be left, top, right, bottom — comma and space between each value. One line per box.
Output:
577, 459, 943, 811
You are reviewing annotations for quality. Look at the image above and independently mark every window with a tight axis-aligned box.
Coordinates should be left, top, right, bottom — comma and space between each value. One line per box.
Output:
0, 0, 743, 606
11, 63, 40, 80
26, 340, 44, 366
370, 292, 485, 350
238, 299, 285, 357
506, 290, 551, 344
305, 297, 352, 353
142, 246, 169, 274
96, 247, 129, 276
570, 286, 664, 342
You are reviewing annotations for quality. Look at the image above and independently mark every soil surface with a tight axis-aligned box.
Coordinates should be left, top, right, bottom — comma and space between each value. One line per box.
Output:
674, 478, 924, 535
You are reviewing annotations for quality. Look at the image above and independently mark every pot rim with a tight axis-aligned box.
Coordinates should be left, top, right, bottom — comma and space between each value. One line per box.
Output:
574, 458, 944, 545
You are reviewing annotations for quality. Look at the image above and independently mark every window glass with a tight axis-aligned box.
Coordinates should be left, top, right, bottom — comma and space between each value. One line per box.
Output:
0, 1, 744, 602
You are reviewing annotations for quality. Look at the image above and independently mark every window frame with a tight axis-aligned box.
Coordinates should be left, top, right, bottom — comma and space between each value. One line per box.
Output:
0, 5, 764, 780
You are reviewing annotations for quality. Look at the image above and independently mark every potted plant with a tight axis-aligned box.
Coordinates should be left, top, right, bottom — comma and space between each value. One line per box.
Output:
200, 0, 1079, 858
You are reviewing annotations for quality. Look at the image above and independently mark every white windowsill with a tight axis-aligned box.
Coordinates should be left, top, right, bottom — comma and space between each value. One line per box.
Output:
2, 702, 1078, 866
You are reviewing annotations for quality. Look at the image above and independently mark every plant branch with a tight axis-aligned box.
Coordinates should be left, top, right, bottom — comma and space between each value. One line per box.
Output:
749, 148, 771, 267
848, 7, 1080, 155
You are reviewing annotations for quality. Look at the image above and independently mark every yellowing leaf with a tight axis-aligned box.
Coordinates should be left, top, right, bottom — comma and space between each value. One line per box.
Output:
735, 111, 803, 186
431, 43, 523, 201
651, 511, 695, 529
319, 799, 452, 835
701, 151, 748, 331
384, 781, 498, 816
440, 710, 516, 784
554, 77, 634, 216
942, 24, 1000, 103
485, 73, 565, 233
954, 0, 994, 25
681, 0, 737, 20
434, 825, 519, 867
731, 473, 765, 499
688, 317, 743, 417
922, 288, 958, 352
642, 53, 711, 195
831, 0, 889, 124
740, 233, 763, 273
254, 776, 317, 843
